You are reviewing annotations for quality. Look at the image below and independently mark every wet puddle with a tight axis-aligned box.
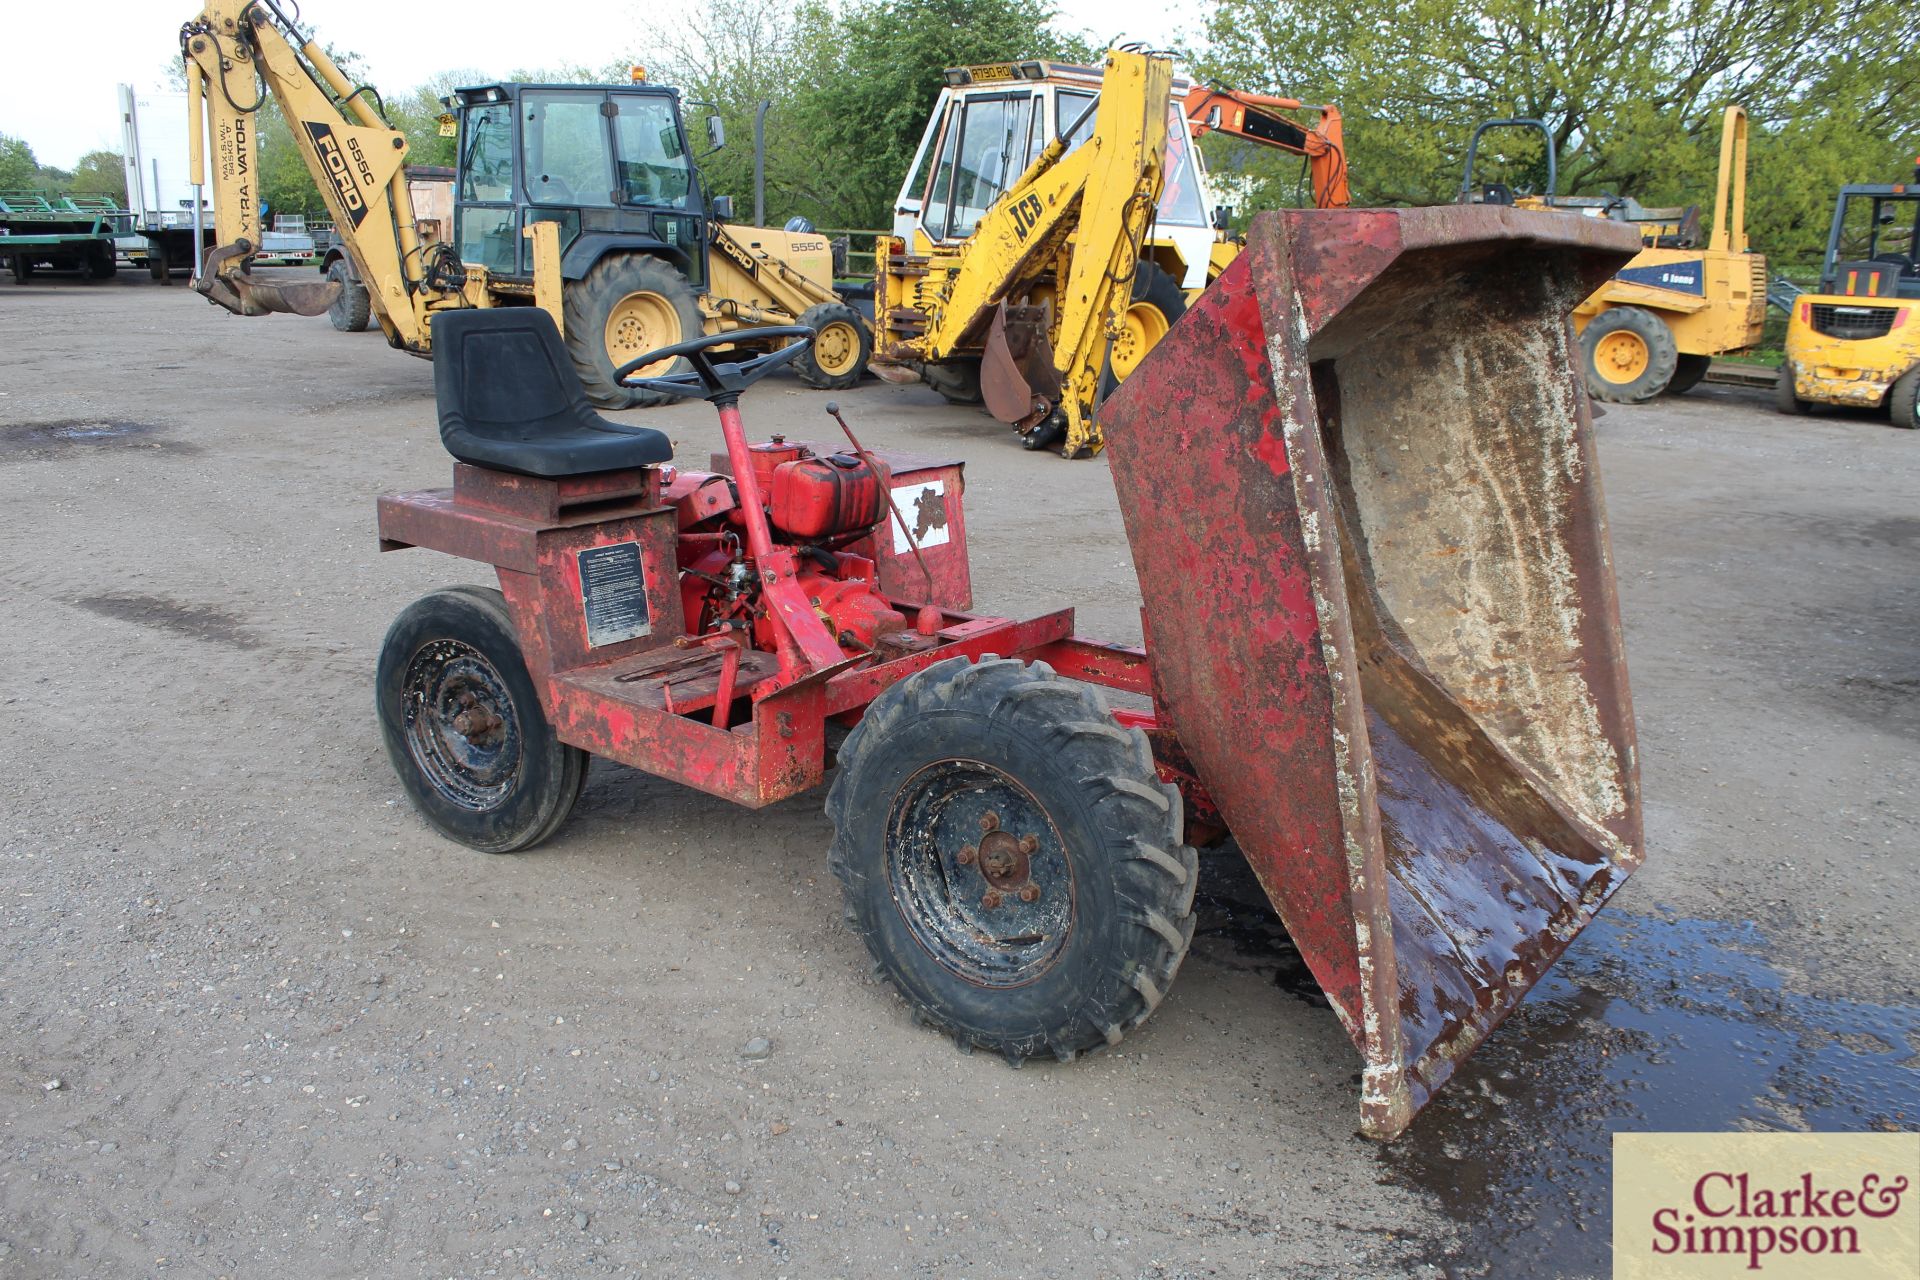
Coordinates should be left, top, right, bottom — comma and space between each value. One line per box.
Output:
1192, 848, 1920, 1278
0, 418, 190, 457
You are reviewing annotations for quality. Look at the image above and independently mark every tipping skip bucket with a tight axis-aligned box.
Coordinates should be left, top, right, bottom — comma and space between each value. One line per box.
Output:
1100, 207, 1647, 1139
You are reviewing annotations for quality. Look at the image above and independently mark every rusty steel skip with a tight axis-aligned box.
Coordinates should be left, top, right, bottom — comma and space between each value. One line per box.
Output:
1100, 205, 1646, 1137
373, 205, 1644, 1141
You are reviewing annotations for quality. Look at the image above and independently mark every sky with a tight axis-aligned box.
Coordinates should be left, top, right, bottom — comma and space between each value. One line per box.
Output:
4, 0, 1206, 170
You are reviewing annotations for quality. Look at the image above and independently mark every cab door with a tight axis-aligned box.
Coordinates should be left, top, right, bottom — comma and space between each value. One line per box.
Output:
900, 89, 1038, 248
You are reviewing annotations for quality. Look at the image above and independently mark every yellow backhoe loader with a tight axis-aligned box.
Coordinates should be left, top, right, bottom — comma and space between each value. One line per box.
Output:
871, 49, 1175, 456
873, 54, 1348, 455
181, 0, 871, 406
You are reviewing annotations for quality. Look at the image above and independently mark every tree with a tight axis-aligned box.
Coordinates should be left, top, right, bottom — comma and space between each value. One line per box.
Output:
68, 151, 128, 204
1195, 0, 1920, 266
0, 135, 38, 190
784, 0, 1097, 228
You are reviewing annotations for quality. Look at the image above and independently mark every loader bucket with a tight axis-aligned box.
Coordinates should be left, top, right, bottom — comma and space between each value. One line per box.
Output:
1100, 207, 1647, 1140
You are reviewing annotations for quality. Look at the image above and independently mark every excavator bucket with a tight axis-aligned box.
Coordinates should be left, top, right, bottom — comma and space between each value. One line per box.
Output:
1100, 206, 1647, 1139
194, 241, 341, 318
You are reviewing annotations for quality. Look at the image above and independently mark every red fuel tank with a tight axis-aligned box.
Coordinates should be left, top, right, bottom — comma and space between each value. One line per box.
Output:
769, 453, 890, 539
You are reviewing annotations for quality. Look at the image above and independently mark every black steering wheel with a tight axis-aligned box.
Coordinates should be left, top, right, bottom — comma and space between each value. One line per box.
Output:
615, 325, 815, 403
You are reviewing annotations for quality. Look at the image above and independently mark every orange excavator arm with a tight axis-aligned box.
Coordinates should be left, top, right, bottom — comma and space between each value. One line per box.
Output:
1183, 87, 1350, 209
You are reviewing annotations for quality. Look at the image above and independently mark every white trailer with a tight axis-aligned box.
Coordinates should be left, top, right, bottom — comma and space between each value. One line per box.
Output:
118, 84, 211, 281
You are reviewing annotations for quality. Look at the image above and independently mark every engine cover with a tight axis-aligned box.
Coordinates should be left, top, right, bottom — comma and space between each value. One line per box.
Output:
769, 453, 889, 539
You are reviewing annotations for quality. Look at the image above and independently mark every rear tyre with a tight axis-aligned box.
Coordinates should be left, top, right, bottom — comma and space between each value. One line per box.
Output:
376, 585, 588, 854
1774, 362, 1813, 416
1667, 353, 1711, 396
1889, 367, 1920, 430
1098, 262, 1187, 400
1582, 306, 1677, 404
827, 656, 1197, 1064
147, 247, 169, 283
9, 256, 32, 285
564, 253, 705, 409
326, 259, 372, 332
793, 301, 872, 390
85, 245, 117, 280
923, 359, 983, 405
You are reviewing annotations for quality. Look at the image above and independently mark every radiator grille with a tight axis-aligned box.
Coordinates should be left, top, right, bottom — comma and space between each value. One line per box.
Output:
1811, 304, 1897, 341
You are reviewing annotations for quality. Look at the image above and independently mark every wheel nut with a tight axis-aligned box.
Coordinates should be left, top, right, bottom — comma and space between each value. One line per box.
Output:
982, 889, 1003, 909
1018, 834, 1038, 855
1018, 884, 1040, 903
957, 845, 977, 866
980, 813, 1000, 833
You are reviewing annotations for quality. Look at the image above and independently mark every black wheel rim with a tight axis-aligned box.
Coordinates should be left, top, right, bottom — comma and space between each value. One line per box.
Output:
886, 760, 1075, 988
400, 638, 523, 812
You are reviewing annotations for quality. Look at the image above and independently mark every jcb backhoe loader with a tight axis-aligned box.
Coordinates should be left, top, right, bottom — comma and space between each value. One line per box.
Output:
870, 49, 1174, 456
181, 0, 871, 407
873, 54, 1347, 453
1460, 109, 1766, 403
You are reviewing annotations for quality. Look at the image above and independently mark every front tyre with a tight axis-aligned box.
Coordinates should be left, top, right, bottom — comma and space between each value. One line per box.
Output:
376, 586, 587, 853
326, 259, 372, 332
793, 301, 872, 390
1888, 366, 1920, 429
1581, 306, 1677, 404
1098, 261, 1187, 400
1774, 362, 1813, 416
827, 656, 1197, 1064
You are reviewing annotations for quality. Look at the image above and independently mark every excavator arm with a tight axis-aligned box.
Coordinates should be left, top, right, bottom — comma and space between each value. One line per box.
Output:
181, 0, 436, 345
1183, 87, 1349, 210
878, 49, 1174, 456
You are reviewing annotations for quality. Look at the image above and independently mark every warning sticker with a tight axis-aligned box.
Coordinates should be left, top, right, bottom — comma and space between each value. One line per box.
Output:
891, 479, 951, 555
578, 541, 651, 647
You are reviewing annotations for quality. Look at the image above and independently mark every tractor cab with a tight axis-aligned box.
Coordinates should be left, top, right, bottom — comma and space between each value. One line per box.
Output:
446, 81, 724, 287
890, 60, 1219, 289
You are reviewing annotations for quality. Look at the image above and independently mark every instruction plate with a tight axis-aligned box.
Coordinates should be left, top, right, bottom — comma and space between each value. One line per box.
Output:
578, 541, 651, 647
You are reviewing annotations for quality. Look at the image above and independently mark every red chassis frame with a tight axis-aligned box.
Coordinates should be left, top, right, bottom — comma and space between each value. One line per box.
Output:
376, 400, 1177, 813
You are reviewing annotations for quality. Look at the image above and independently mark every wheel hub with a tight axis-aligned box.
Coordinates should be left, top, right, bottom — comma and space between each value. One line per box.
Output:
885, 761, 1075, 986
1594, 330, 1649, 383
957, 812, 1042, 906
401, 639, 523, 811
605, 292, 682, 375
815, 322, 857, 374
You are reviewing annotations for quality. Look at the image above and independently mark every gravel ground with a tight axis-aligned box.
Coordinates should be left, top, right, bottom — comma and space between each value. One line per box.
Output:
1, 275, 1914, 1279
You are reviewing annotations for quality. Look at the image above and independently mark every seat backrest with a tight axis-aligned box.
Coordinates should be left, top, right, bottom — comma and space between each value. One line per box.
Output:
433, 308, 594, 442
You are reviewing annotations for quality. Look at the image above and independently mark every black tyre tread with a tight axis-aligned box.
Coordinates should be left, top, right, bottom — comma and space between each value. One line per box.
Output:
826, 655, 1196, 1064
561, 254, 704, 410
923, 359, 983, 405
327, 260, 372, 332
1889, 366, 1920, 429
793, 301, 873, 390
1775, 362, 1813, 415
1583, 306, 1678, 404
1666, 353, 1711, 396
377, 585, 586, 854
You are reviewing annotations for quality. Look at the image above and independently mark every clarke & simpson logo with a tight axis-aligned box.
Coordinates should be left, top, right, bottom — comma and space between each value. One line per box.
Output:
1614, 1133, 1919, 1278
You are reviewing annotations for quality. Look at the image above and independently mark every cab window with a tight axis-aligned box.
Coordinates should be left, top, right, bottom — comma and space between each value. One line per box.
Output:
458, 107, 514, 202
612, 95, 694, 208
522, 91, 613, 207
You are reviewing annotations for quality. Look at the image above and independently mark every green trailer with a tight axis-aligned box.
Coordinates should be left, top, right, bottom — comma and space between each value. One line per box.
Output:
0, 193, 131, 283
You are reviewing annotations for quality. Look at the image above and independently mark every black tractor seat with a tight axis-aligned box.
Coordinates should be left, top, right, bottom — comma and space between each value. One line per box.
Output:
433, 308, 673, 478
